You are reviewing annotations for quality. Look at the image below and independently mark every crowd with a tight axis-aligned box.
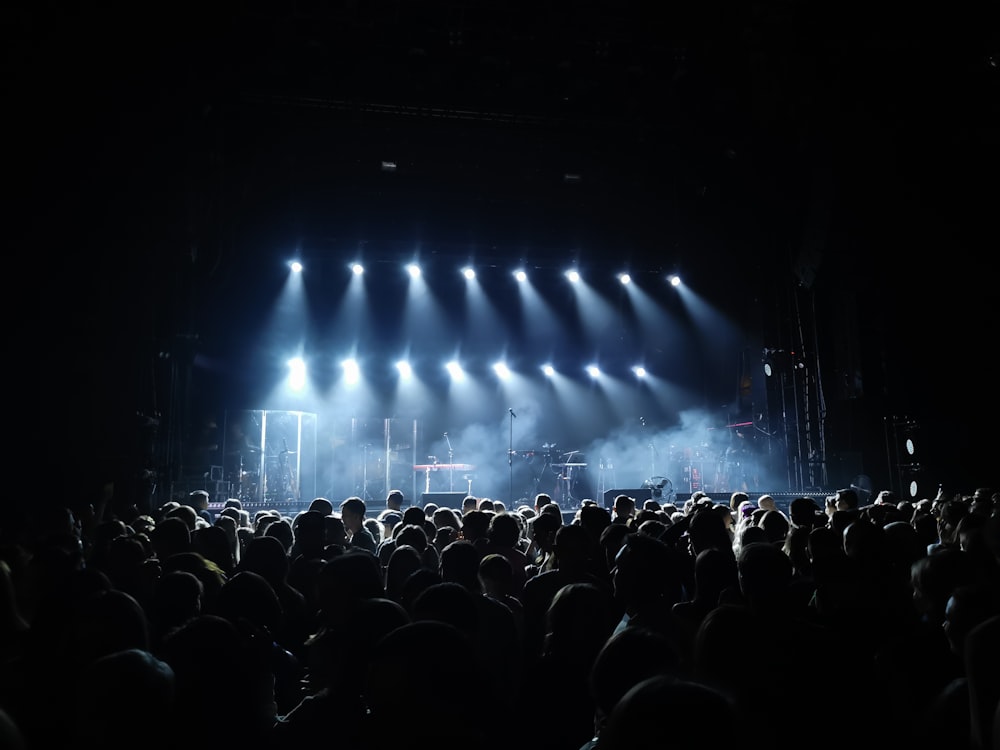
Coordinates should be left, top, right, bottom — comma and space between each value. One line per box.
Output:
0, 483, 997, 750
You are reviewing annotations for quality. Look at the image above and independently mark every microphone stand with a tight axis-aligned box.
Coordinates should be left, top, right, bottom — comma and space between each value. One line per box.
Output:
444, 432, 454, 491
642, 417, 655, 480
508, 409, 515, 506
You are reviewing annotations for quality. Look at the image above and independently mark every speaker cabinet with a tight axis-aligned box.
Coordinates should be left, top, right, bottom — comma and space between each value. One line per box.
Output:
603, 488, 653, 509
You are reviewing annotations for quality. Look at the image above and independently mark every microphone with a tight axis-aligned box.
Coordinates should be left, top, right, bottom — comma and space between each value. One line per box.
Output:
509, 408, 517, 418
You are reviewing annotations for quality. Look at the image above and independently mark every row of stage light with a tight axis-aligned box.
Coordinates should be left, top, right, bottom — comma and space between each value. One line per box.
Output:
275, 258, 700, 393
286, 356, 653, 390
288, 259, 684, 288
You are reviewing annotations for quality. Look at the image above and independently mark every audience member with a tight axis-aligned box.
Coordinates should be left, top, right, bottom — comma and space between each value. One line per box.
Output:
1, 482, 996, 750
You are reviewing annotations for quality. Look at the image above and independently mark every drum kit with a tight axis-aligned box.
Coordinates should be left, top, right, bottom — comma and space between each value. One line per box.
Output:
227, 445, 298, 502
666, 442, 758, 494
226, 446, 261, 501
506, 444, 589, 506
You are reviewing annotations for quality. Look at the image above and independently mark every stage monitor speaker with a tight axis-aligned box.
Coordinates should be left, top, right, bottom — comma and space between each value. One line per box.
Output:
603, 488, 653, 509
421, 491, 467, 509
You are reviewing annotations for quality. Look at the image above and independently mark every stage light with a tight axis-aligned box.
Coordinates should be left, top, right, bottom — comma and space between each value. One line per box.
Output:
633, 366, 647, 378
446, 360, 465, 381
565, 270, 581, 283
342, 358, 360, 385
493, 362, 511, 380
514, 269, 527, 283
542, 364, 555, 377
287, 357, 307, 391
407, 263, 421, 279
586, 364, 601, 378
893, 417, 922, 498
462, 267, 476, 280
290, 261, 303, 273
668, 274, 681, 287
619, 273, 631, 285
351, 263, 364, 275
762, 347, 783, 377
396, 360, 413, 380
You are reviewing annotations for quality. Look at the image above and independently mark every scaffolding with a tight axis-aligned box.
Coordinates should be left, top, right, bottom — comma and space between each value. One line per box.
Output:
762, 282, 829, 494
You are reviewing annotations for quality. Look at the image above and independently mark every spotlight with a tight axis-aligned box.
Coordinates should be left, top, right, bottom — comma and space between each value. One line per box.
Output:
446, 361, 465, 381
396, 360, 413, 380
893, 417, 922, 498
619, 273, 631, 285
287, 357, 307, 391
342, 358, 360, 385
351, 263, 364, 275
514, 269, 527, 283
762, 347, 784, 377
406, 263, 421, 279
542, 364, 555, 377
290, 261, 303, 273
565, 270, 580, 283
493, 362, 511, 380
668, 274, 681, 286
462, 267, 476, 280
586, 364, 601, 378
633, 366, 647, 378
